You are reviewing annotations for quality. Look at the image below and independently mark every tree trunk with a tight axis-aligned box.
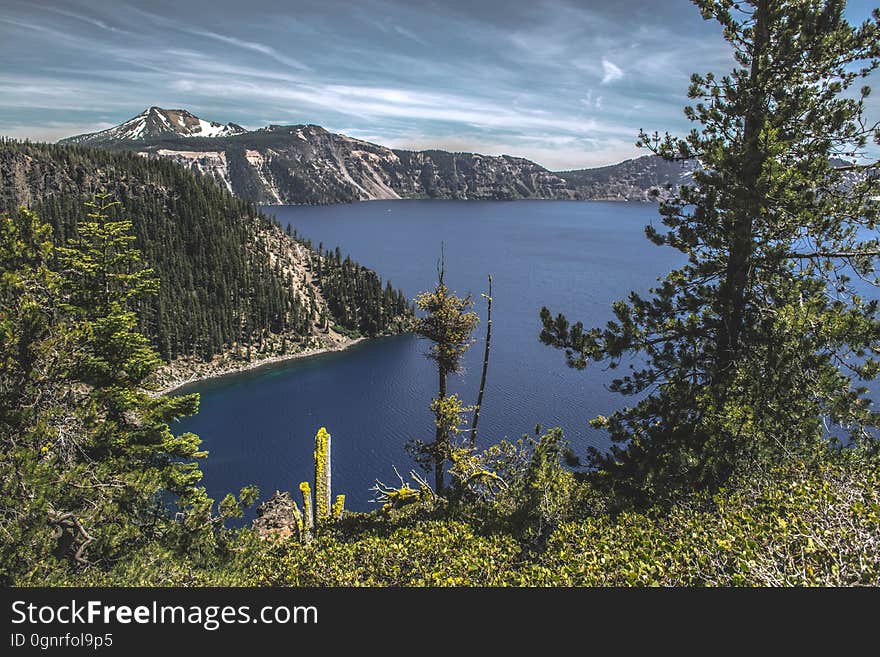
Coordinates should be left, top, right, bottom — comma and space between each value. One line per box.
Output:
435, 367, 446, 493
470, 275, 492, 450
717, 0, 769, 379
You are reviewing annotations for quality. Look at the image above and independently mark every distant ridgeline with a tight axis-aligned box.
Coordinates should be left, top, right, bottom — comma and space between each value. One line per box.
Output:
58, 106, 713, 204
61, 108, 869, 206
0, 139, 411, 362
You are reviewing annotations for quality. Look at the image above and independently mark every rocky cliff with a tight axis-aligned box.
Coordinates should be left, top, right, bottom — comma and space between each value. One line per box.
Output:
61, 109, 576, 204
69, 107, 867, 206
557, 155, 699, 201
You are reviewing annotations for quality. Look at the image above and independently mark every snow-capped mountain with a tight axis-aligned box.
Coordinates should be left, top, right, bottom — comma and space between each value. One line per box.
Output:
59, 107, 246, 145
60, 107, 697, 204
59, 114, 574, 204
54, 106, 874, 205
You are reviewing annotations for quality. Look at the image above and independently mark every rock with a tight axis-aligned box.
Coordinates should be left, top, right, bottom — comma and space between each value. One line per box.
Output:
252, 490, 297, 539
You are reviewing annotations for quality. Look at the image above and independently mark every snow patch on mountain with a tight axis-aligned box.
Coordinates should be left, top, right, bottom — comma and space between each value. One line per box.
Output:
59, 107, 246, 145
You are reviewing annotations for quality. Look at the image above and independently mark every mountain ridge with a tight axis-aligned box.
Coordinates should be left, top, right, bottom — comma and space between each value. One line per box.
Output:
54, 107, 867, 206
59, 107, 679, 204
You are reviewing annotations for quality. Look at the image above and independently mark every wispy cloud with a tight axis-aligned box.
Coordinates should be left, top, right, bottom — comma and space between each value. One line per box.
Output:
184, 30, 312, 71
392, 24, 429, 46
601, 58, 623, 84
42, 6, 124, 33
167, 77, 632, 138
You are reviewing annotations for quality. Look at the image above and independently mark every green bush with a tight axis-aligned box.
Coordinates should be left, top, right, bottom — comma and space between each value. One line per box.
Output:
27, 441, 880, 587
245, 521, 520, 587
517, 451, 880, 586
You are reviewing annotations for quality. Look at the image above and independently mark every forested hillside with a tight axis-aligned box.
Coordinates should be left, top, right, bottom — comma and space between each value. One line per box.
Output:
0, 139, 410, 366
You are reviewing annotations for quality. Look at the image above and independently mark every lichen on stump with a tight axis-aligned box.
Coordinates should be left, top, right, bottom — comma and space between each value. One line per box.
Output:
314, 427, 332, 523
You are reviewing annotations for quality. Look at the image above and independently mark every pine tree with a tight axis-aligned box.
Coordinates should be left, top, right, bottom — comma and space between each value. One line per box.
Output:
0, 208, 67, 582
412, 252, 479, 492
53, 195, 204, 563
541, 0, 880, 503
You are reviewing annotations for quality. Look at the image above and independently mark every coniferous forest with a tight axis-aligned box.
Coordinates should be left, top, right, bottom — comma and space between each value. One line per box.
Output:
1, 0, 880, 591
0, 139, 410, 365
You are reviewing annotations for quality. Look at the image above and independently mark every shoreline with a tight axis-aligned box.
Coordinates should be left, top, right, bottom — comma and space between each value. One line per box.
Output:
155, 336, 367, 396
258, 197, 661, 208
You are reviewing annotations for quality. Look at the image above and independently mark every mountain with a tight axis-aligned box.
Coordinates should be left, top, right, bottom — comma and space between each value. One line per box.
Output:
0, 139, 411, 384
556, 154, 870, 201
60, 109, 574, 204
59, 107, 246, 146
557, 155, 699, 201
72, 108, 866, 206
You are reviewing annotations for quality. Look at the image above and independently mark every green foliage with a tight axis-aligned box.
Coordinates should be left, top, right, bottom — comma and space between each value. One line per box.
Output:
409, 394, 473, 478
0, 200, 226, 582
219, 486, 260, 521
514, 428, 581, 539
41, 444, 879, 587
540, 0, 880, 503
311, 245, 410, 337
250, 521, 520, 587
446, 427, 594, 544
516, 448, 880, 586
412, 255, 480, 492
0, 207, 67, 583
415, 270, 479, 381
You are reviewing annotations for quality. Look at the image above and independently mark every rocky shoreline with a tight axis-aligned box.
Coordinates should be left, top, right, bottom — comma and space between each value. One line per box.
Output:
154, 335, 366, 396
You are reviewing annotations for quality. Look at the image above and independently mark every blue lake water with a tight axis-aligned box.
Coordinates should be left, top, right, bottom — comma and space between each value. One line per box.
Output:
175, 200, 684, 510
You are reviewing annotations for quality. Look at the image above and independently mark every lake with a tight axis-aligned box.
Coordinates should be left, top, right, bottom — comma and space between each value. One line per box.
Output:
175, 200, 683, 510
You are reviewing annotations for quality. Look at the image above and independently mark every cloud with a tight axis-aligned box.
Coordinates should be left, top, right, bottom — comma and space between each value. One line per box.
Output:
168, 77, 633, 139
0, 121, 116, 142
601, 57, 623, 84
42, 7, 124, 33
6, 0, 874, 169
184, 30, 312, 71
392, 25, 429, 46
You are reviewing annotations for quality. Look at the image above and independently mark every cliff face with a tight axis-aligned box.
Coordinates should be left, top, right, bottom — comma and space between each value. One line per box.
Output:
392, 149, 573, 200
60, 109, 577, 204
122, 125, 575, 205
557, 155, 699, 201
1, 147, 98, 208
75, 107, 866, 205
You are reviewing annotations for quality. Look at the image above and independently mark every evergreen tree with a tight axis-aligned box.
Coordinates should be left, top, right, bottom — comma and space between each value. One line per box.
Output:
313, 245, 410, 338
52, 196, 204, 566
412, 253, 479, 492
0, 208, 68, 582
541, 0, 880, 503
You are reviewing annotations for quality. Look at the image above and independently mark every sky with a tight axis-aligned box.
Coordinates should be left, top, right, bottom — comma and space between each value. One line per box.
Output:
1, 0, 878, 170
